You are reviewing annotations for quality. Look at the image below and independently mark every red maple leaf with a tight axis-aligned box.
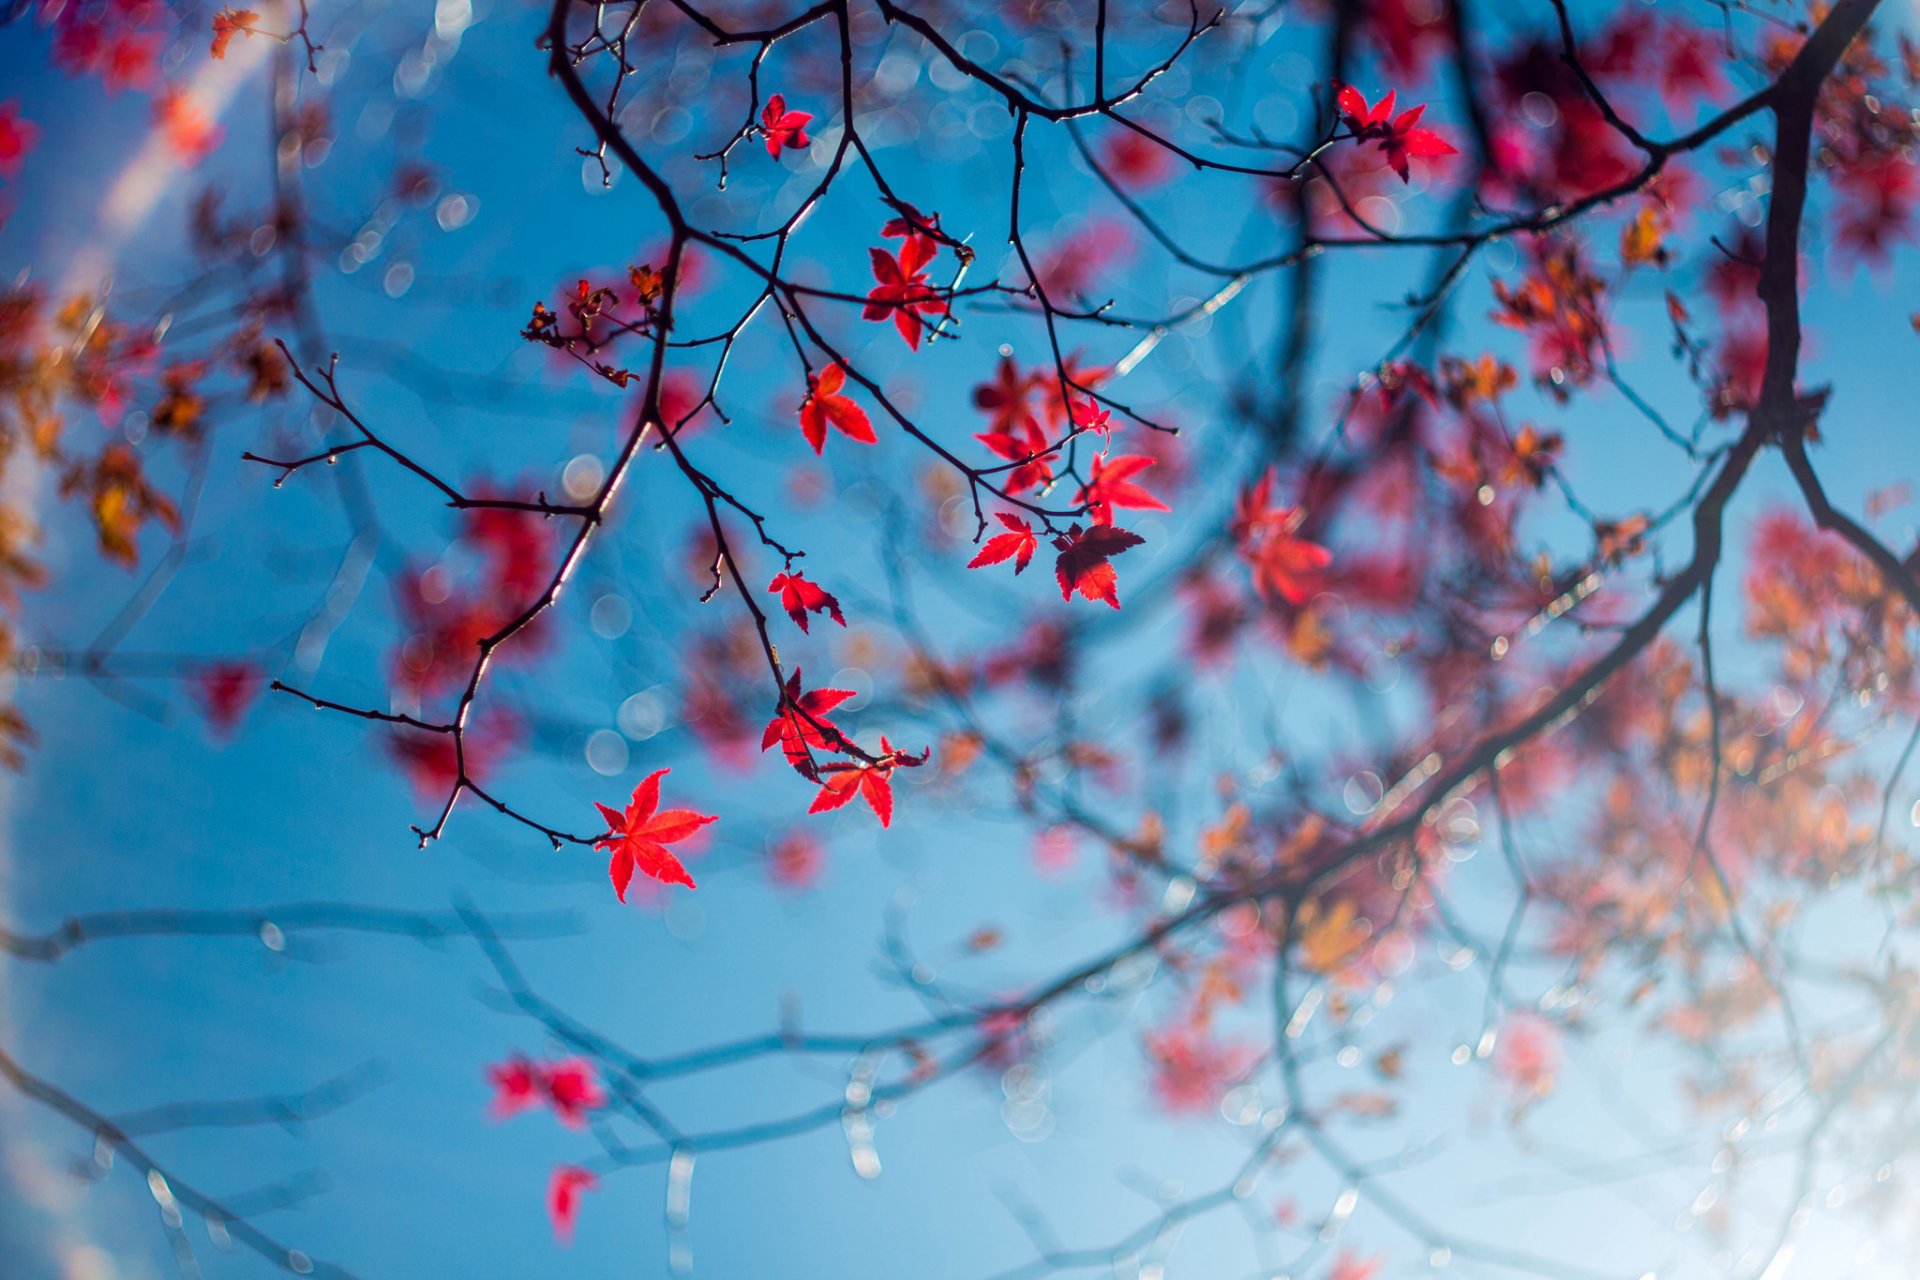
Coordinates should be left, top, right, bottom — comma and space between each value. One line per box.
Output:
540, 1058, 607, 1128
190, 661, 262, 738
808, 736, 927, 827
974, 356, 1044, 439
760, 93, 813, 159
797, 364, 875, 454
761, 669, 856, 775
881, 202, 944, 261
1234, 472, 1333, 605
1335, 84, 1456, 182
1069, 398, 1115, 441
1248, 529, 1334, 605
768, 570, 846, 632
1037, 354, 1109, 428
592, 768, 715, 899
547, 1166, 597, 1245
810, 763, 895, 826
1053, 523, 1146, 609
486, 1055, 542, 1119
976, 416, 1055, 495
1074, 453, 1168, 526
862, 238, 946, 349
968, 512, 1039, 574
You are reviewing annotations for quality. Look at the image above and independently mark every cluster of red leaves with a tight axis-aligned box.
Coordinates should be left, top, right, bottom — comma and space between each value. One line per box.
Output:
971, 354, 1107, 495
487, 1055, 607, 1128
760, 670, 927, 825
485, 1054, 609, 1238
1490, 240, 1608, 398
391, 499, 554, 702
969, 515, 1149, 610
208, 8, 262, 60
592, 768, 716, 899
48, 0, 169, 95
963, 352, 1164, 608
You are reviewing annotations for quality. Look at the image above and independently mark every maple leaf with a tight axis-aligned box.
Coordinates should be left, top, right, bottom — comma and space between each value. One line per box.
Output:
968, 512, 1039, 574
0, 101, 39, 181
486, 1055, 542, 1120
881, 202, 947, 263
768, 570, 845, 633
1248, 530, 1333, 605
862, 238, 946, 349
797, 364, 875, 454
1053, 523, 1146, 609
1234, 472, 1332, 605
973, 356, 1043, 439
547, 1166, 597, 1245
810, 763, 895, 826
1334, 83, 1456, 182
1068, 398, 1114, 440
761, 669, 856, 775
1501, 425, 1564, 489
975, 415, 1055, 495
807, 736, 926, 827
210, 8, 259, 59
1038, 354, 1109, 427
592, 769, 715, 899
540, 1058, 607, 1128
190, 661, 262, 738
1074, 453, 1168, 526
760, 93, 813, 160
